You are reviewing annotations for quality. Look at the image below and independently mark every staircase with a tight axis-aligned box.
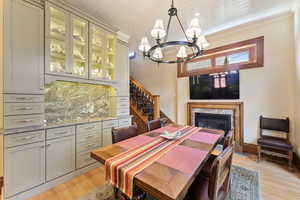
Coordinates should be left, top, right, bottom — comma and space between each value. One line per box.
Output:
130, 77, 173, 134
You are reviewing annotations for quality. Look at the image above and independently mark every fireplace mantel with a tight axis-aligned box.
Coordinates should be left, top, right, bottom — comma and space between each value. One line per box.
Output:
187, 102, 244, 152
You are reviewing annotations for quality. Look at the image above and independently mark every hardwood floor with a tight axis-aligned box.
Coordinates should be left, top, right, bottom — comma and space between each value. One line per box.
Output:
29, 153, 300, 200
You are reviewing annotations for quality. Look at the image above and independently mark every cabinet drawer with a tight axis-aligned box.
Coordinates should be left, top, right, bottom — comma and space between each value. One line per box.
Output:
118, 97, 129, 102
77, 141, 101, 153
118, 101, 129, 109
47, 126, 75, 140
5, 114, 44, 129
4, 94, 44, 103
77, 131, 101, 143
76, 151, 96, 169
5, 130, 45, 148
77, 122, 101, 134
5, 103, 44, 116
117, 108, 130, 116
102, 120, 118, 129
118, 118, 132, 128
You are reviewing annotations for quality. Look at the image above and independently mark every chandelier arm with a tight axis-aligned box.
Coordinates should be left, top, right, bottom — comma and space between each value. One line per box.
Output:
164, 15, 172, 43
175, 14, 195, 55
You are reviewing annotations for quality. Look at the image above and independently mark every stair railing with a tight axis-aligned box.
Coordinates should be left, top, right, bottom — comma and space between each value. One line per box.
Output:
130, 77, 160, 120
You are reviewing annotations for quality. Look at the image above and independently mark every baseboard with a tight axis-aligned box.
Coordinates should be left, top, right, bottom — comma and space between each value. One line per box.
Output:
243, 143, 258, 154
5, 163, 102, 200
242, 143, 300, 170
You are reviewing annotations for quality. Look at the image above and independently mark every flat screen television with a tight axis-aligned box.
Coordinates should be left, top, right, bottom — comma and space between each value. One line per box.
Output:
189, 71, 240, 100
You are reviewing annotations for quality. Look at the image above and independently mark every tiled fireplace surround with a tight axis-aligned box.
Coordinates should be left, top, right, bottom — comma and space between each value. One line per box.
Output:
187, 102, 244, 152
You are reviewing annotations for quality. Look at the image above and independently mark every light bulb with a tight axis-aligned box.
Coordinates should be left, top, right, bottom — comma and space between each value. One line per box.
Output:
177, 46, 188, 58
197, 35, 210, 49
151, 19, 166, 39
152, 47, 163, 59
186, 17, 202, 39
138, 37, 151, 52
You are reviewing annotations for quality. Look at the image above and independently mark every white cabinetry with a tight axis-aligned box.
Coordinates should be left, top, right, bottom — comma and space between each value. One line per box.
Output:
4, 0, 44, 94
116, 41, 130, 96
76, 122, 101, 169
46, 127, 75, 181
4, 131, 46, 198
102, 119, 118, 146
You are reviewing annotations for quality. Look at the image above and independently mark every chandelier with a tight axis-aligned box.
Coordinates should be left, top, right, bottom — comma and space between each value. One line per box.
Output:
138, 0, 209, 64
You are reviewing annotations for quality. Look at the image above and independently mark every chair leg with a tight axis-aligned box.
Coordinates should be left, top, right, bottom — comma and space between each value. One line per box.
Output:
257, 146, 261, 163
288, 150, 293, 171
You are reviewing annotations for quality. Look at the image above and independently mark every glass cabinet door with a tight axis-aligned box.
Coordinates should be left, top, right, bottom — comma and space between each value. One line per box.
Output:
71, 16, 88, 78
46, 5, 69, 75
89, 24, 104, 80
104, 32, 116, 81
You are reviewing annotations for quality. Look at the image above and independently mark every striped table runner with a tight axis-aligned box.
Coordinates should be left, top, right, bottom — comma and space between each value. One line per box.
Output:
105, 126, 201, 198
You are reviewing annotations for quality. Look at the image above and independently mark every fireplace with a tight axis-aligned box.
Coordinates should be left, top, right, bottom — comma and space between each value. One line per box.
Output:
187, 102, 244, 152
195, 113, 231, 135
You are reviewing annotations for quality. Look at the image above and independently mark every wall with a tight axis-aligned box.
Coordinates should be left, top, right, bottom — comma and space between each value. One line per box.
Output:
293, 0, 300, 156
131, 13, 298, 147
178, 13, 297, 145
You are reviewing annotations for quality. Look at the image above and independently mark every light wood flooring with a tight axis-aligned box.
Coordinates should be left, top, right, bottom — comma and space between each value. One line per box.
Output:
29, 153, 300, 200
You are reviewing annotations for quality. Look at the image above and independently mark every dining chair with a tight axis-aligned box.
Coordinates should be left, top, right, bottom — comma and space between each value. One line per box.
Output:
257, 116, 293, 170
147, 118, 163, 131
112, 123, 138, 144
202, 130, 233, 178
186, 146, 234, 200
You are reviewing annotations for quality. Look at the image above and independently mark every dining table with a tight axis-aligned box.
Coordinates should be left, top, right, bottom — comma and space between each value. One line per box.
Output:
91, 124, 224, 200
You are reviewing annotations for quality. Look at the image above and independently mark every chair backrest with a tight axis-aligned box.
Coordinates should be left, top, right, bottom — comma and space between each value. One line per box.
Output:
224, 130, 234, 149
209, 146, 233, 200
112, 123, 138, 144
259, 116, 289, 139
147, 119, 162, 132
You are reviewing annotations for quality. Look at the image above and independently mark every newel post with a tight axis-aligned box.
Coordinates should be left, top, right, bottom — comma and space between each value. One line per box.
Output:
152, 95, 160, 119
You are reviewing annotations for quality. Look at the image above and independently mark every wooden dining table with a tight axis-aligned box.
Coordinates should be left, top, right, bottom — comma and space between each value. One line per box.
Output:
91, 125, 224, 200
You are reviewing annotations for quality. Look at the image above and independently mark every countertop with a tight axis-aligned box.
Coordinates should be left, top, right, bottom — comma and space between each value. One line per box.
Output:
1, 115, 133, 135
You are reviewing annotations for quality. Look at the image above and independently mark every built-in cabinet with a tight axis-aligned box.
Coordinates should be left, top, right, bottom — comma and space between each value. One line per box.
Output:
116, 41, 130, 96
3, 0, 131, 199
4, 131, 46, 198
46, 126, 76, 181
45, 2, 116, 82
4, 0, 44, 94
4, 117, 132, 199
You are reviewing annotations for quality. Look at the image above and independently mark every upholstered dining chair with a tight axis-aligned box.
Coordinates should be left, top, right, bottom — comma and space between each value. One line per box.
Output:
186, 146, 234, 200
257, 116, 293, 170
147, 118, 163, 132
112, 123, 138, 144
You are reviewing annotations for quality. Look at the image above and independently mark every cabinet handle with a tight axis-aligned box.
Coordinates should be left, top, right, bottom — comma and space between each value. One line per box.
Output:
55, 131, 68, 135
86, 126, 96, 130
40, 145, 45, 149
46, 144, 51, 147
16, 107, 33, 111
17, 119, 35, 123
16, 97, 33, 100
17, 136, 36, 141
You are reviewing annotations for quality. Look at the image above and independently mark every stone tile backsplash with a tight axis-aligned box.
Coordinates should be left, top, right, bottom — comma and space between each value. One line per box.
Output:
45, 81, 116, 125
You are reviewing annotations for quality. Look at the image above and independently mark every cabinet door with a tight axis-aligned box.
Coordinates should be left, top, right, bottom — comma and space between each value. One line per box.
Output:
102, 128, 113, 147
89, 24, 105, 80
46, 136, 75, 181
5, 142, 45, 198
4, 0, 44, 94
116, 41, 130, 96
70, 15, 88, 78
45, 3, 70, 76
